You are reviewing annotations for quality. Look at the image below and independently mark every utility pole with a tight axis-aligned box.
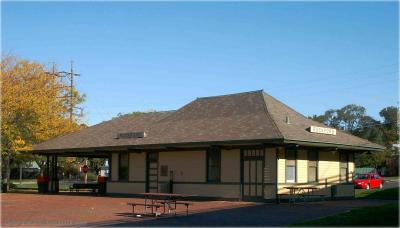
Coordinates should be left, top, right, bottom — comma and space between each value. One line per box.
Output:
46, 61, 82, 123
69, 61, 75, 122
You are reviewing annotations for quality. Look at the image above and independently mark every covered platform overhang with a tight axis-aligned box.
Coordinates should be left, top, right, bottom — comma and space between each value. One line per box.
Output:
32, 137, 382, 157
31, 138, 381, 194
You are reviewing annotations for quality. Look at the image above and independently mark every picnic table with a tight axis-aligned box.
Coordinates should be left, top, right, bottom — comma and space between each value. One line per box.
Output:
127, 193, 193, 217
283, 186, 319, 204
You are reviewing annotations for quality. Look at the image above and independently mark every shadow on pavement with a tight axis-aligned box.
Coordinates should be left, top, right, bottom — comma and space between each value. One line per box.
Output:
85, 199, 394, 227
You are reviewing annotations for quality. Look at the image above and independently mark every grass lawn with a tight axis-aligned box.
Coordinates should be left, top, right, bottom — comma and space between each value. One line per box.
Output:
383, 176, 399, 181
292, 203, 399, 227
356, 187, 399, 200
11, 179, 72, 191
293, 187, 399, 226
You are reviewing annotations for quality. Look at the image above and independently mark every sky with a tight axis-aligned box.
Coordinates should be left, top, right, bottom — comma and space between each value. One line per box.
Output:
2, 2, 399, 126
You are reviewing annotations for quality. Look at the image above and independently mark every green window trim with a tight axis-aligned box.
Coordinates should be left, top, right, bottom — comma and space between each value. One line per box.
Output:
206, 147, 221, 183
119, 153, 129, 181
285, 148, 297, 183
307, 150, 319, 183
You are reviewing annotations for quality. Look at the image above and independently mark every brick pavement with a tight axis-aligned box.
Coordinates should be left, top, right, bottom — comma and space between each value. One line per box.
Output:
1, 192, 395, 227
1, 192, 253, 227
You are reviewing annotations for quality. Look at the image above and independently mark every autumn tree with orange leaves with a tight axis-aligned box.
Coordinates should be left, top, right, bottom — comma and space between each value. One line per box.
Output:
1, 55, 85, 191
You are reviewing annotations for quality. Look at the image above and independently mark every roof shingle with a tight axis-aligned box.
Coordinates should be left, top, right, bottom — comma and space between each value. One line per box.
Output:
33, 90, 384, 152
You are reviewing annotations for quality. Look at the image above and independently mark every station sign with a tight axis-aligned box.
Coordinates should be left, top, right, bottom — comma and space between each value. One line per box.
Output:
309, 126, 337, 135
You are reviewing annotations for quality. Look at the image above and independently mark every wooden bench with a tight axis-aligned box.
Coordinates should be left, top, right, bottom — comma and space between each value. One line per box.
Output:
69, 183, 99, 193
127, 203, 162, 216
277, 193, 291, 204
158, 201, 192, 216
305, 194, 326, 201
277, 193, 325, 204
176, 201, 192, 216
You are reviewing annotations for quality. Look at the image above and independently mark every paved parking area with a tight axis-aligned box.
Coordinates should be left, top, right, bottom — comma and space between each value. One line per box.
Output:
1, 192, 395, 227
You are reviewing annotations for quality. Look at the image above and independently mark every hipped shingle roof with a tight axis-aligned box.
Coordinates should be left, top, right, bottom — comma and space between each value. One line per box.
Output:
33, 90, 384, 152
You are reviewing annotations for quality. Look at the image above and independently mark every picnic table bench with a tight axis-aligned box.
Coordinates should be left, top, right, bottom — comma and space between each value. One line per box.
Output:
127, 202, 163, 216
158, 201, 193, 216
128, 193, 194, 217
277, 186, 325, 204
69, 183, 99, 193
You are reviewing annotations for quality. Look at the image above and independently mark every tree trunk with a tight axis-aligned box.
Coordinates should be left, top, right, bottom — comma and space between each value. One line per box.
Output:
6, 153, 11, 192
19, 164, 23, 184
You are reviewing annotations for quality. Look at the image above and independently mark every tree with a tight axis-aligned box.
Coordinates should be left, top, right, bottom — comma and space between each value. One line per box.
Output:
379, 106, 399, 148
353, 116, 384, 146
310, 105, 367, 133
111, 110, 158, 120
356, 149, 393, 169
310, 104, 398, 169
1, 55, 85, 191
310, 109, 341, 129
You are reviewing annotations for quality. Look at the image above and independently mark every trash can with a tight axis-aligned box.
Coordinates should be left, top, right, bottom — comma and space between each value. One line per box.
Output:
37, 176, 49, 194
97, 176, 107, 195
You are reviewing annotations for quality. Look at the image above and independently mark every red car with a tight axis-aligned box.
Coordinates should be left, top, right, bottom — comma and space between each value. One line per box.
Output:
354, 173, 384, 190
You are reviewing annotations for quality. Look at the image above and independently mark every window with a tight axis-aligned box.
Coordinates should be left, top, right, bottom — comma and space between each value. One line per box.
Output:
285, 149, 296, 183
160, 165, 168, 177
340, 152, 348, 183
207, 147, 221, 182
308, 150, 318, 183
119, 153, 129, 181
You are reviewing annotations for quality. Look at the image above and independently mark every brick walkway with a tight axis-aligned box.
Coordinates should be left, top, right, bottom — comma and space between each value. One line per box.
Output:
1, 192, 254, 227
1, 192, 395, 227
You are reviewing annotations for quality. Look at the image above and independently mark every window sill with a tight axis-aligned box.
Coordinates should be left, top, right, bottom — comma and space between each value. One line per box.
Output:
206, 181, 221, 184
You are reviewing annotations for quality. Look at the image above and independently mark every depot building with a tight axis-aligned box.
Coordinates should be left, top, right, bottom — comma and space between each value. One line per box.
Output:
32, 90, 384, 201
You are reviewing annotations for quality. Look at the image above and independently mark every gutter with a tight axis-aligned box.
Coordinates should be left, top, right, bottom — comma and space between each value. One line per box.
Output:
31, 137, 384, 155
283, 139, 385, 151
31, 138, 285, 154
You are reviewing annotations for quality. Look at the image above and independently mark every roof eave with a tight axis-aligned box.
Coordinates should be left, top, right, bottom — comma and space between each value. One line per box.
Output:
283, 138, 385, 152
31, 138, 286, 154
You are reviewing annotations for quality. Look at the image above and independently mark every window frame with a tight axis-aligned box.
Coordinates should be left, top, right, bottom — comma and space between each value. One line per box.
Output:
285, 148, 297, 183
118, 153, 129, 181
307, 150, 319, 183
206, 147, 221, 183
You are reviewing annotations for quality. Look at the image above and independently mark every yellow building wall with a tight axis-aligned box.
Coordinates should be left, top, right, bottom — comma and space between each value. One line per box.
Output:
277, 149, 354, 198
221, 149, 240, 182
277, 147, 286, 184
111, 153, 119, 181
158, 151, 206, 183
173, 184, 240, 198
108, 148, 354, 199
348, 152, 355, 181
129, 152, 146, 182
318, 151, 340, 184
297, 149, 308, 184
107, 182, 145, 194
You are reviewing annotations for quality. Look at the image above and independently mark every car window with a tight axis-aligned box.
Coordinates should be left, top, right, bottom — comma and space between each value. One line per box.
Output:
356, 174, 368, 179
375, 175, 380, 179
